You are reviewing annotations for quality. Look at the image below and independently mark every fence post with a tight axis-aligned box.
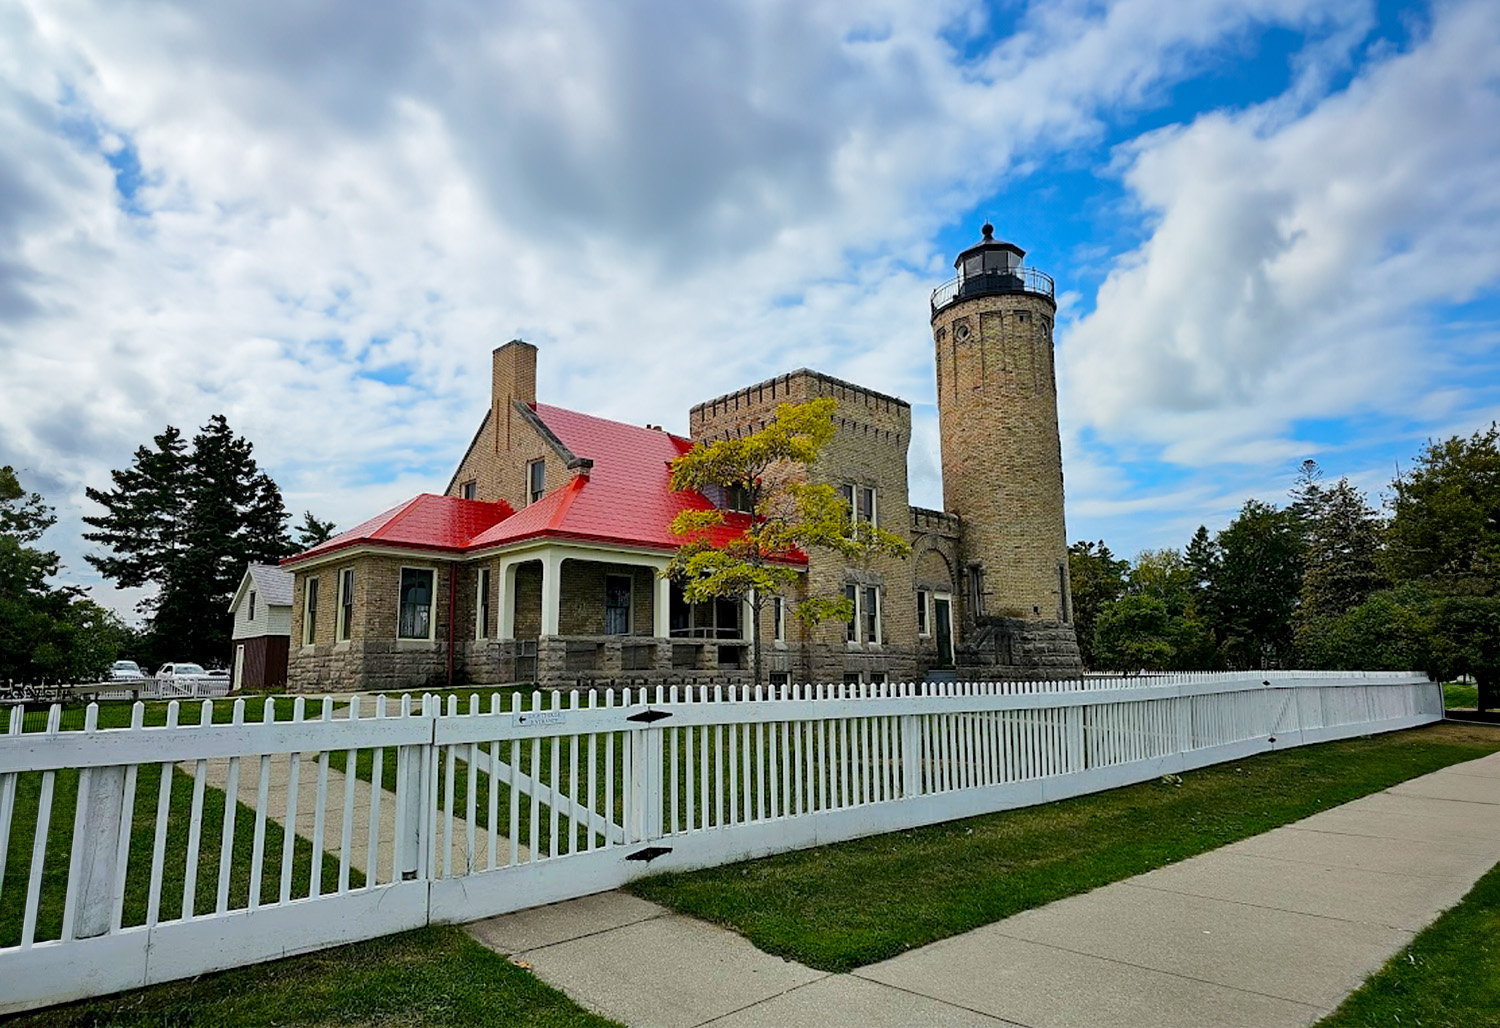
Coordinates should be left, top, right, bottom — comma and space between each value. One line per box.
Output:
900, 690, 922, 800
396, 695, 432, 881
1064, 705, 1084, 774
73, 763, 126, 939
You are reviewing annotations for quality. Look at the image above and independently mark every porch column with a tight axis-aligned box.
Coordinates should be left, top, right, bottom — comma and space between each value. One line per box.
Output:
498, 558, 518, 641
540, 550, 563, 636
655, 573, 672, 640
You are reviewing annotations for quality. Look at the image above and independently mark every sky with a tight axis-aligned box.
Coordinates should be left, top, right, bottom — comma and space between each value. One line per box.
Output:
1, 0, 1497, 623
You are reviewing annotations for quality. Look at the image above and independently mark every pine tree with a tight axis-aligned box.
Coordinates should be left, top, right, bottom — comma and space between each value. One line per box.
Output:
82, 426, 190, 589
83, 416, 296, 665
295, 511, 338, 549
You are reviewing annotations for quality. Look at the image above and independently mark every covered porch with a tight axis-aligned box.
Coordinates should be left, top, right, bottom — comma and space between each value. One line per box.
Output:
481, 541, 753, 686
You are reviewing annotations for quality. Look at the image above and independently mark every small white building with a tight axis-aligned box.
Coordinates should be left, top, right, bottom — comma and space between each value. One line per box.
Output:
228, 564, 293, 691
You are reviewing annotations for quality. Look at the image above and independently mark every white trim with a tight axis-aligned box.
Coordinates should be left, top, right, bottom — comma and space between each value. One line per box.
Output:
302, 575, 320, 646
335, 566, 354, 643
475, 566, 492, 640
916, 588, 930, 638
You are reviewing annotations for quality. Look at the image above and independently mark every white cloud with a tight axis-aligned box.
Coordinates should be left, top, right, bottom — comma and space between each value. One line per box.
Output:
1063, 0, 1500, 463
0, 0, 1408, 619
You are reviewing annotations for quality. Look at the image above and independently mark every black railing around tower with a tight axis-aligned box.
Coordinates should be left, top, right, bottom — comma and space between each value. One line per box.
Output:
930, 265, 1055, 315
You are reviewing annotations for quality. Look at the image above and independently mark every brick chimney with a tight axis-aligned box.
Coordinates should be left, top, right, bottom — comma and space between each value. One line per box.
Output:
492, 339, 537, 451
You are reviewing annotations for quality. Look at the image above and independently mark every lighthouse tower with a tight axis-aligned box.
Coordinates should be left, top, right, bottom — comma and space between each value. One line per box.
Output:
930, 224, 1082, 675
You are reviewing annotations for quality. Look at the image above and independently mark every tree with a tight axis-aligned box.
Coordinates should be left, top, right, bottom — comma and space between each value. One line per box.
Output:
666, 398, 910, 686
1387, 424, 1500, 596
83, 416, 296, 665
1294, 476, 1387, 663
0, 466, 128, 682
1385, 424, 1500, 708
295, 511, 338, 549
1207, 500, 1303, 669
1067, 540, 1128, 669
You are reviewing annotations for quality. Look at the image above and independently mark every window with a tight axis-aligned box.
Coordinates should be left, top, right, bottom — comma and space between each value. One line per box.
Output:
605, 574, 632, 635
725, 482, 753, 513
303, 577, 319, 645
461, 480, 477, 500
528, 459, 546, 504
476, 568, 492, 640
769, 671, 790, 688
398, 568, 435, 640
337, 568, 354, 642
772, 595, 785, 643
868, 671, 887, 685
248, 590, 256, 622
668, 584, 743, 639
840, 484, 877, 530
916, 589, 930, 637
845, 584, 882, 645
968, 564, 985, 617
1058, 564, 1070, 623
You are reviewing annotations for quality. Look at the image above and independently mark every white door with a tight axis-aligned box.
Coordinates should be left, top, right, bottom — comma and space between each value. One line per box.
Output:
233, 644, 246, 691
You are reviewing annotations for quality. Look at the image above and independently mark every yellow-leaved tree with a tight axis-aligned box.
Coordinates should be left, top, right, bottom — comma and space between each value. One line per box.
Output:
666, 398, 910, 686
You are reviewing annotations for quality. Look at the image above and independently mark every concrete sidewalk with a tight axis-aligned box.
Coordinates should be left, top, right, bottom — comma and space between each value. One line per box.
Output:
466, 750, 1500, 1028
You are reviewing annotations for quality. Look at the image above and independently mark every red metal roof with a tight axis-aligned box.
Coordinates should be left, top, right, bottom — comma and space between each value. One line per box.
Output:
285, 404, 805, 565
468, 404, 795, 558
282, 493, 515, 565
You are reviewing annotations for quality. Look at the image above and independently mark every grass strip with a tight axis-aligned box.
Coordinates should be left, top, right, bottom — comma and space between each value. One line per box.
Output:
1318, 854, 1500, 1027
0, 923, 621, 1027
627, 721, 1500, 972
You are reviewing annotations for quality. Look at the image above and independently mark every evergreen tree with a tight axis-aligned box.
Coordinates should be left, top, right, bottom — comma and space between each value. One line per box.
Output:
1299, 478, 1386, 620
295, 511, 338, 549
1067, 540, 1128, 669
82, 426, 189, 589
83, 416, 296, 665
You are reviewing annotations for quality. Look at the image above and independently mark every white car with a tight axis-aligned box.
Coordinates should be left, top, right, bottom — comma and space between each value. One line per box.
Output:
109, 660, 146, 682
155, 662, 232, 697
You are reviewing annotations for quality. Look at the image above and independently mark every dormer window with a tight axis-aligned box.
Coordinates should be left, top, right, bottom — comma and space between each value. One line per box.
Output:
461, 480, 477, 500
528, 459, 546, 505
725, 482, 753, 513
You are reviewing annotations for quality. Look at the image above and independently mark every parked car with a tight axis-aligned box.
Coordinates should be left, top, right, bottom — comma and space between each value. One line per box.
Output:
155, 662, 232, 697
156, 657, 211, 681
109, 660, 146, 682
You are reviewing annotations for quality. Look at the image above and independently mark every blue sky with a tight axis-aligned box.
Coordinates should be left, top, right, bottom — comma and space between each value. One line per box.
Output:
0, 0, 1497, 620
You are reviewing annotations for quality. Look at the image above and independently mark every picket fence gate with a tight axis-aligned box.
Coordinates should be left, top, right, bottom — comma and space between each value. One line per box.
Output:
0, 670, 1442, 1012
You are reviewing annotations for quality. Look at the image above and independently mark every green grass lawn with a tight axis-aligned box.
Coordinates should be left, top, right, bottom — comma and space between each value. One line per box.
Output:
627, 721, 1500, 972
0, 924, 621, 1028
1443, 680, 1480, 709
1318, 856, 1500, 1027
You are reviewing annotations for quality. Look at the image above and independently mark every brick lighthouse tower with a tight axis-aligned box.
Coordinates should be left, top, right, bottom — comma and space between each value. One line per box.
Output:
930, 224, 1083, 675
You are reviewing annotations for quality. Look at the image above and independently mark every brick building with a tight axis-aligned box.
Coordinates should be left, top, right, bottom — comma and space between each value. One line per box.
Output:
283, 226, 1082, 692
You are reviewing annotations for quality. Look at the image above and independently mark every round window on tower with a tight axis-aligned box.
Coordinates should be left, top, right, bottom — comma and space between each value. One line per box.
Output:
954, 321, 971, 342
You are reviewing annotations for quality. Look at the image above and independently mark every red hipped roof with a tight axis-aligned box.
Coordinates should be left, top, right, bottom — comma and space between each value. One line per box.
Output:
283, 404, 806, 565
284, 494, 515, 565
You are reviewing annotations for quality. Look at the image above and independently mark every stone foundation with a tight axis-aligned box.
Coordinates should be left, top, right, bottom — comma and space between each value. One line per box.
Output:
954, 616, 1083, 678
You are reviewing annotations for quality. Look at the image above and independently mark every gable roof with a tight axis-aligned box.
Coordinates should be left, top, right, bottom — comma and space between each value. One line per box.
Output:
229, 563, 294, 612
468, 404, 784, 557
282, 494, 516, 566
281, 404, 804, 566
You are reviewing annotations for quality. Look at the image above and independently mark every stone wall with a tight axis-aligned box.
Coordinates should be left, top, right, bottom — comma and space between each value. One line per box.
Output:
690, 369, 919, 685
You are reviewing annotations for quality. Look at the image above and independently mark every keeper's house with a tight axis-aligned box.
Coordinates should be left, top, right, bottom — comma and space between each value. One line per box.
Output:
282, 226, 1083, 692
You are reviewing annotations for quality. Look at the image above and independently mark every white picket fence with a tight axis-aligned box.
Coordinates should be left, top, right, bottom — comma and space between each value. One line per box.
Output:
0, 670, 1441, 1013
